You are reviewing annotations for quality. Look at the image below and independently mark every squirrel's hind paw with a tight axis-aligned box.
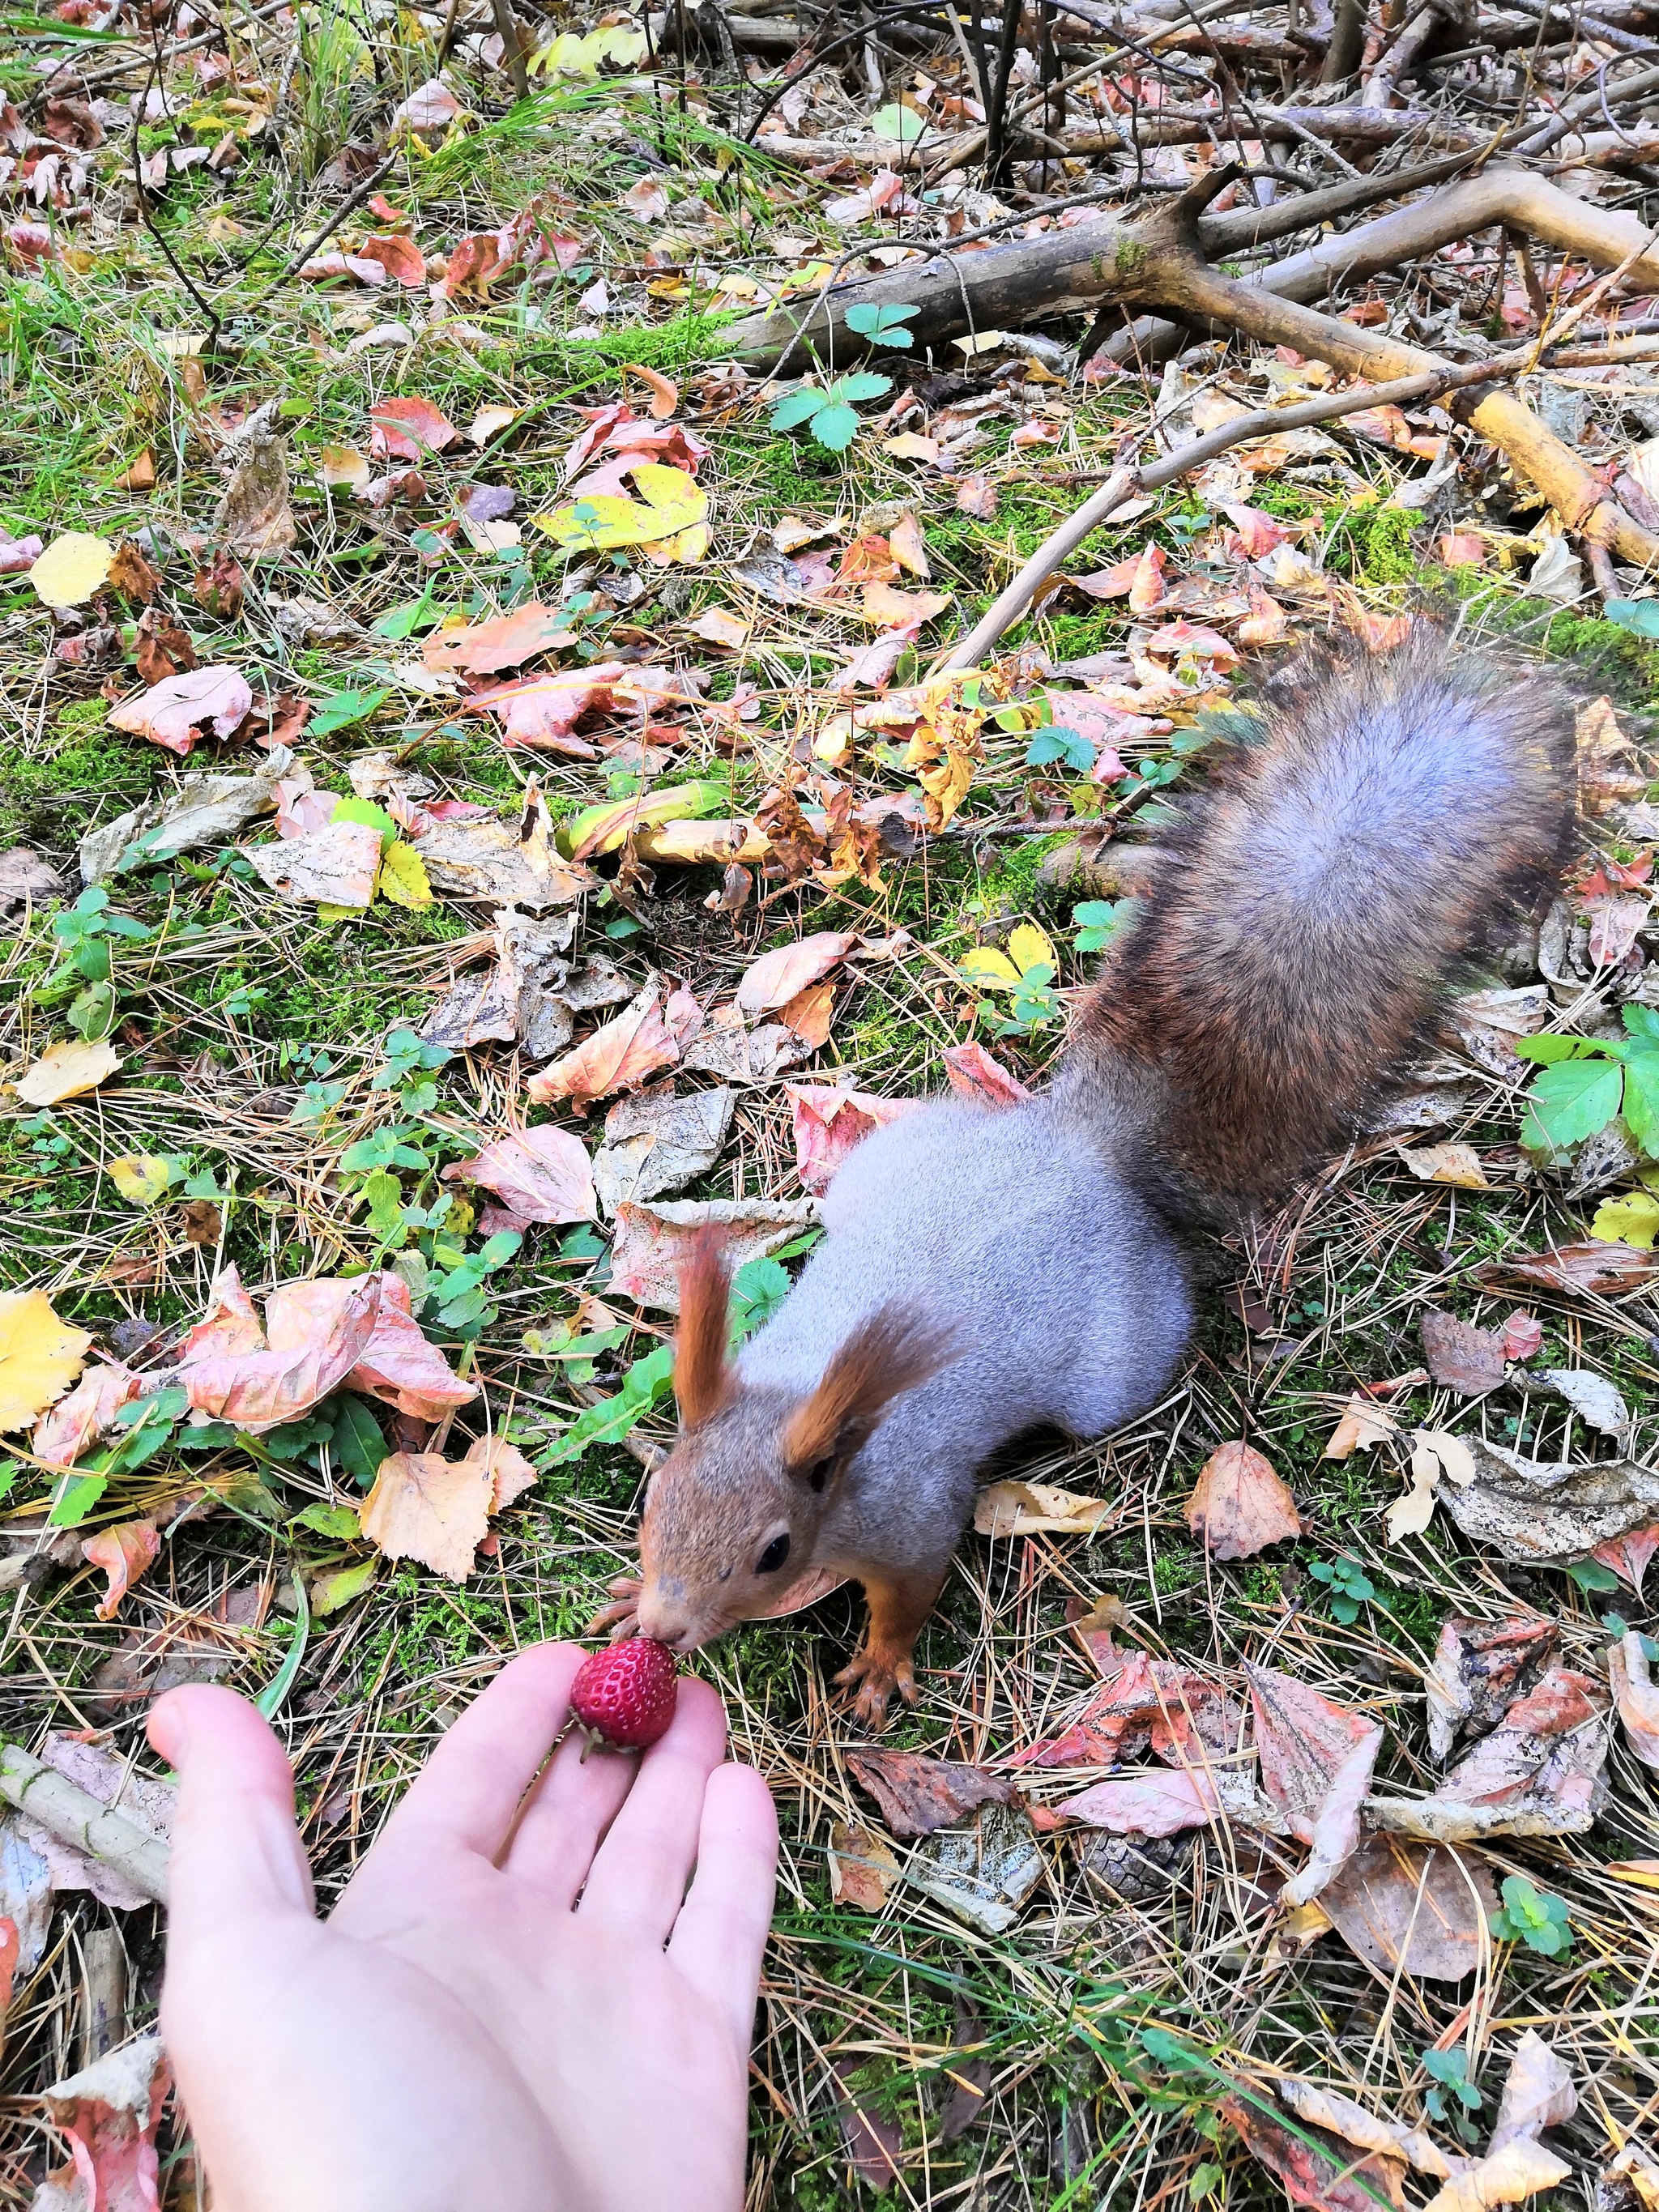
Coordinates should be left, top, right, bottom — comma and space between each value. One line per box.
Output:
835, 1647, 919, 1731
586, 1576, 642, 1639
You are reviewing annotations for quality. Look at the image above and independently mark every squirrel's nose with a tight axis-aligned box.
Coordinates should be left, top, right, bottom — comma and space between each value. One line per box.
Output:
637, 1584, 699, 1649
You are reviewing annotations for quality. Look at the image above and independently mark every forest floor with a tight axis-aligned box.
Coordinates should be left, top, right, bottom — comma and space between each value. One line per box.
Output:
4, 4, 1659, 2208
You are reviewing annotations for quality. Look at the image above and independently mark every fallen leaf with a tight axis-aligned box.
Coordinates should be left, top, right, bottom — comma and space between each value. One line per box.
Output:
413, 812, 596, 909
1222, 2094, 1405, 2212
247, 819, 384, 909
974, 1480, 1115, 1537
1248, 1664, 1382, 1902
82, 1519, 161, 1620
1499, 1312, 1543, 1362
1474, 1242, 1659, 1294
784, 1083, 912, 1196
828, 1821, 901, 1909
904, 1801, 1043, 1936
735, 931, 857, 1013
377, 840, 433, 909
1592, 1521, 1659, 1593
348, 1272, 480, 1422
592, 1085, 734, 1213
0, 1292, 92, 1434
608, 1197, 817, 1311
688, 606, 748, 650
30, 531, 113, 607
0, 847, 62, 911
1488, 2028, 1577, 2154
15, 1038, 122, 1107
1610, 1630, 1659, 1771
941, 1042, 1030, 1106
1424, 2137, 1571, 2212
1401, 1142, 1490, 1188
422, 602, 573, 675
1046, 1767, 1228, 1838
534, 462, 709, 552
33, 1360, 143, 1468
212, 431, 296, 558
107, 664, 253, 757
370, 395, 459, 458
1316, 1831, 1500, 1982
1186, 1439, 1301, 1559
1422, 1310, 1507, 1396
1009, 1651, 1240, 1770
36, 2035, 171, 2212
525, 984, 684, 1108
847, 1749, 1017, 1840
831, 2058, 903, 2192
1324, 1396, 1398, 1458
889, 512, 930, 577
1276, 2082, 1448, 2178
1537, 1365, 1629, 1435
468, 405, 519, 446
1434, 1434, 1659, 1561
360, 1447, 492, 1579
1427, 1616, 1561, 1759
1370, 1664, 1610, 1840
443, 1125, 597, 1225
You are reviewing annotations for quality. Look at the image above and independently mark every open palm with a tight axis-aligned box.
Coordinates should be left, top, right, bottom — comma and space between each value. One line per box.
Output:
151, 1645, 778, 2212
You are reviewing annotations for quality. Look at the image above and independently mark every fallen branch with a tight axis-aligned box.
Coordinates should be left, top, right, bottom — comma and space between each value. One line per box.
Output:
936, 350, 1556, 671
0, 1745, 168, 1907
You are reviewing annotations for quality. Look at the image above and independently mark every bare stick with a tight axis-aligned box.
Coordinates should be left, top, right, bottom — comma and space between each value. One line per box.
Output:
0, 1745, 168, 1907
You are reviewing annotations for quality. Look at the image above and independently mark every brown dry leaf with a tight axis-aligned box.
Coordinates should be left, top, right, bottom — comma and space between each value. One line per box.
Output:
1186, 1439, 1301, 1559
248, 819, 383, 909
1009, 1650, 1240, 1771
828, 1821, 901, 1909
1425, 2139, 1571, 2212
831, 2059, 903, 2193
15, 1037, 122, 1110
1427, 1616, 1560, 1758
1577, 695, 1648, 814
1474, 1242, 1659, 1295
108, 664, 253, 757
784, 1083, 911, 1196
360, 1449, 493, 1580
1489, 2030, 1576, 2154
974, 1480, 1115, 1538
1222, 2093, 1405, 2212
1422, 1310, 1507, 1396
1609, 1630, 1659, 1771
1433, 1434, 1659, 1562
1248, 1666, 1382, 1901
1044, 1767, 1227, 1838
422, 603, 572, 675
734, 931, 857, 1014
525, 985, 685, 1109
889, 512, 930, 577
213, 430, 296, 558
608, 1197, 817, 1311
1401, 1142, 1490, 1189
1324, 1396, 1397, 1459
846, 1750, 1016, 1840
687, 606, 747, 650
1317, 1832, 1499, 1984
1370, 1664, 1610, 1841
81, 1519, 161, 1620
1276, 2082, 1448, 2179
442, 1126, 597, 1225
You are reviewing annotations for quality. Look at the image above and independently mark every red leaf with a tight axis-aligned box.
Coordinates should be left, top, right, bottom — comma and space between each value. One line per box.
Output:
443, 1125, 597, 1224
39, 2035, 171, 2212
784, 1083, 912, 1195
81, 1520, 160, 1620
942, 1042, 1030, 1106
422, 602, 572, 676
846, 1749, 1016, 1839
356, 232, 426, 285
369, 395, 459, 460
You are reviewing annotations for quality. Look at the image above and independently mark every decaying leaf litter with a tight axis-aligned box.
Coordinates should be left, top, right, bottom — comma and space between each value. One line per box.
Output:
7, 0, 1659, 2197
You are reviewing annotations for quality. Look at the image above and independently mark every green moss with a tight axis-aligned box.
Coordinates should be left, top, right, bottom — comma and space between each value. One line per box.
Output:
1325, 498, 1421, 584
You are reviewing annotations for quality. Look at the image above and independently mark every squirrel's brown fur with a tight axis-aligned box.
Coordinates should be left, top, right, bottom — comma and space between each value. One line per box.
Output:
595, 629, 1577, 1725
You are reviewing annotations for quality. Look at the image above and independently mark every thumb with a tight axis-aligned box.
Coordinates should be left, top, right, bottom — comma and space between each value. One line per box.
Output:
150, 1686, 315, 1939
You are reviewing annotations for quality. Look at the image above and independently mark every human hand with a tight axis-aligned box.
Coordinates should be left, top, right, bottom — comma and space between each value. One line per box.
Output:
150, 1643, 778, 2212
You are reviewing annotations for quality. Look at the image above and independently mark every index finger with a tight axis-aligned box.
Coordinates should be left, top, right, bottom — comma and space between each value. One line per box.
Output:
369, 1641, 584, 1861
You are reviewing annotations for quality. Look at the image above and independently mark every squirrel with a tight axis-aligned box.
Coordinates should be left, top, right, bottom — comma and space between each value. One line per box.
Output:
595, 631, 1576, 1725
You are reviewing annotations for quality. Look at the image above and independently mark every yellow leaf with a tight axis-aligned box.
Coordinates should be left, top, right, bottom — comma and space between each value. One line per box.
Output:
975, 1479, 1115, 1537
377, 840, 433, 908
1399, 1141, 1490, 1189
1007, 922, 1056, 975
15, 1039, 122, 1106
0, 1289, 92, 1433
1592, 1191, 1659, 1249
316, 903, 370, 924
532, 462, 709, 552
107, 1156, 177, 1207
29, 532, 114, 608
1324, 1394, 1397, 1458
959, 946, 1023, 990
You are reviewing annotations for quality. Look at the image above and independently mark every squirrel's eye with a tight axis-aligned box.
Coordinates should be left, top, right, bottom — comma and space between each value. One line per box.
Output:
756, 1532, 791, 1575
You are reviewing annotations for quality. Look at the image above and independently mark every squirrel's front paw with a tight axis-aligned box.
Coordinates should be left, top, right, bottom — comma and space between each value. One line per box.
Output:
586, 1575, 642, 1639
834, 1647, 918, 1731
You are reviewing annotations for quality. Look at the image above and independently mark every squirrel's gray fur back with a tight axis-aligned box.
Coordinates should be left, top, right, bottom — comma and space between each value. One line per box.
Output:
735, 631, 1575, 1588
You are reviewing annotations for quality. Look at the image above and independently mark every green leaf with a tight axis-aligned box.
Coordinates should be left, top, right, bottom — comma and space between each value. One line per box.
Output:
730, 1256, 790, 1345
331, 795, 399, 849
1567, 1558, 1622, 1592
1512, 1034, 1595, 1064
291, 1502, 363, 1539
808, 402, 861, 452
770, 388, 825, 431
540, 1344, 675, 1467
330, 1397, 388, 1489
254, 1570, 309, 1720
1491, 1873, 1572, 1955
49, 1473, 108, 1527
1523, 1057, 1624, 1149
360, 1167, 408, 1246
308, 688, 389, 737
1625, 1004, 1659, 1046
835, 373, 893, 403
1621, 1049, 1659, 1155
68, 980, 118, 1041
1026, 726, 1094, 772
867, 102, 928, 143
1604, 598, 1659, 637
309, 1555, 379, 1616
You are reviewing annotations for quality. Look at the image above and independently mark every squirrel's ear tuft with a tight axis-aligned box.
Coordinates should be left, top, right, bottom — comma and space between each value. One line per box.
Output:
674, 1227, 731, 1429
783, 1306, 954, 1477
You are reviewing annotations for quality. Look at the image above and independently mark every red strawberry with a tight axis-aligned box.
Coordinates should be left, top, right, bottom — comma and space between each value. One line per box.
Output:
569, 1638, 678, 1752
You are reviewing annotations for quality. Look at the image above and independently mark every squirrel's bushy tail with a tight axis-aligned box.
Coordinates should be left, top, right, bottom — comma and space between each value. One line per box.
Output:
1071, 629, 1576, 1208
